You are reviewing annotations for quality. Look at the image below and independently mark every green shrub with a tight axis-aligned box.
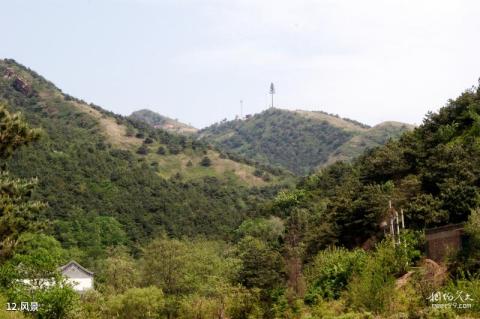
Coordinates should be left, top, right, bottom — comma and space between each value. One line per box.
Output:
346, 238, 419, 314
136, 145, 149, 155
6, 282, 78, 319
177, 295, 220, 319
200, 156, 212, 167
253, 169, 263, 177
457, 208, 480, 273
105, 286, 164, 319
425, 308, 457, 319
443, 275, 480, 314
157, 146, 166, 155
305, 247, 367, 303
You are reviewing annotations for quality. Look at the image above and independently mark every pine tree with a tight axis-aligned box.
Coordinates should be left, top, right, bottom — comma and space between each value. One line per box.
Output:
0, 103, 44, 262
200, 156, 212, 167
0, 103, 39, 159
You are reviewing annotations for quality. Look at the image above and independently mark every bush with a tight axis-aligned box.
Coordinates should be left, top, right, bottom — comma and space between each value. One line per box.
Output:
136, 145, 149, 155
6, 282, 78, 319
0, 294, 27, 318
346, 237, 420, 314
178, 295, 220, 319
200, 156, 212, 167
106, 286, 164, 319
346, 243, 396, 313
261, 173, 272, 182
76, 290, 104, 319
157, 146, 166, 155
457, 208, 480, 272
177, 286, 263, 319
168, 144, 181, 155
253, 169, 263, 177
305, 247, 367, 303
125, 126, 135, 137
236, 217, 284, 243
311, 299, 374, 319
35, 284, 79, 319
443, 275, 480, 314
224, 286, 263, 319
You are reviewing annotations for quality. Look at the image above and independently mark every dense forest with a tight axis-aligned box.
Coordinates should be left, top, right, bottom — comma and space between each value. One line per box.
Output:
0, 59, 289, 249
0, 59, 479, 319
198, 108, 411, 175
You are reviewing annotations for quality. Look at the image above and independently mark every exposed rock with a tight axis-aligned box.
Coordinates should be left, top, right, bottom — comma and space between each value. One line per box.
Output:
360, 236, 377, 251
421, 258, 448, 287
395, 258, 448, 290
395, 271, 414, 289
12, 77, 33, 96
3, 67, 15, 79
3, 67, 34, 96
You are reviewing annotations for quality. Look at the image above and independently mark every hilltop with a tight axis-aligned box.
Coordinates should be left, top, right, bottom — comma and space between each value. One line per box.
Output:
199, 108, 413, 175
129, 109, 197, 134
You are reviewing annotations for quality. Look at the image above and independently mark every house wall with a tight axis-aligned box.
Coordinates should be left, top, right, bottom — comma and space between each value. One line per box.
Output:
66, 277, 93, 292
19, 277, 93, 292
61, 263, 94, 291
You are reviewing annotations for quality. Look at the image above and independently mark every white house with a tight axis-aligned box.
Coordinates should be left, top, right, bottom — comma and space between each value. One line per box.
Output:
58, 261, 94, 293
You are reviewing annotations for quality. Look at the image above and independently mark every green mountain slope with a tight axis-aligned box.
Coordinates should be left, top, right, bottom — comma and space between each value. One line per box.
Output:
0, 59, 286, 246
130, 109, 197, 134
324, 120, 414, 166
270, 84, 480, 251
199, 108, 412, 175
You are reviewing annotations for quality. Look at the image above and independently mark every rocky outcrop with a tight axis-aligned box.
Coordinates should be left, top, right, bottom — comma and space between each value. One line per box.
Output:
3, 67, 34, 96
13, 77, 33, 96
3, 67, 15, 79
395, 258, 447, 290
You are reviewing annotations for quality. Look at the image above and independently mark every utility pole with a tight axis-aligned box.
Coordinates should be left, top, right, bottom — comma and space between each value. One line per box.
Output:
269, 83, 275, 108
382, 200, 405, 246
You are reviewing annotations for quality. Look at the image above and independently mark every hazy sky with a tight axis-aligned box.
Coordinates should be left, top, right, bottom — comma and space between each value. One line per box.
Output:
2, 0, 480, 128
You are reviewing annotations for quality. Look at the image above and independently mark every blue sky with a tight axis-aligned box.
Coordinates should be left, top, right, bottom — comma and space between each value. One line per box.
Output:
2, 0, 480, 128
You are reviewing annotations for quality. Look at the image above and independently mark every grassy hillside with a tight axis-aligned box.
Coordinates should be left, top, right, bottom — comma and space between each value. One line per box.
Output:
199, 108, 412, 175
130, 109, 197, 134
0, 59, 288, 245
324, 121, 414, 166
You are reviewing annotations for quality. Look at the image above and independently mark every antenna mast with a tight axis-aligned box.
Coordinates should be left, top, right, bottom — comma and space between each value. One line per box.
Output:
269, 83, 275, 108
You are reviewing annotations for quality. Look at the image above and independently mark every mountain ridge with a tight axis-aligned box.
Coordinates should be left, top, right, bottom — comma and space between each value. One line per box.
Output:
198, 107, 413, 175
0, 58, 289, 243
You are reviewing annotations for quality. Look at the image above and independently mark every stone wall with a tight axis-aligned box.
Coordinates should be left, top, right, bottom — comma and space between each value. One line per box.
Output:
425, 223, 464, 263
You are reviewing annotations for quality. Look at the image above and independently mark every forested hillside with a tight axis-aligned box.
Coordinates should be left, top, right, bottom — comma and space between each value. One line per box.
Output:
274, 83, 480, 250
1, 59, 480, 318
199, 108, 412, 175
0, 59, 287, 248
